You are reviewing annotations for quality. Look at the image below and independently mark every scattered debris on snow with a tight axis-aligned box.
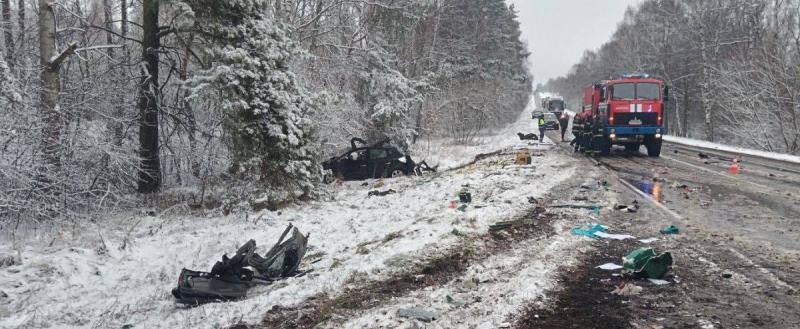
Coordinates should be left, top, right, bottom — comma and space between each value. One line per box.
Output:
594, 231, 636, 240
611, 282, 643, 296
397, 307, 439, 322
597, 263, 624, 270
660, 225, 680, 235
623, 248, 674, 279
648, 278, 670, 285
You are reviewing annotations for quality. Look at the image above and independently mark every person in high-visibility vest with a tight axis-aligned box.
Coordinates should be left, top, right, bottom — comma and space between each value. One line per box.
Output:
537, 115, 546, 143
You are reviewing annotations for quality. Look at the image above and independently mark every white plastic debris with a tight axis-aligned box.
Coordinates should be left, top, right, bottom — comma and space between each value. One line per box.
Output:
611, 283, 643, 296
596, 263, 624, 270
594, 231, 635, 240
648, 278, 670, 285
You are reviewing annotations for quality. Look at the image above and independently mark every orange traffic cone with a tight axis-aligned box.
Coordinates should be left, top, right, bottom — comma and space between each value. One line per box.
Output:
728, 158, 740, 175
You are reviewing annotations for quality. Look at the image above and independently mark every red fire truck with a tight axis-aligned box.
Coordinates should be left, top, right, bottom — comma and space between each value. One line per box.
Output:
572, 73, 669, 157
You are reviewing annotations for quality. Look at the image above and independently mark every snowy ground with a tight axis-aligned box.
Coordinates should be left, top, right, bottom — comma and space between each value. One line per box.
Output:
0, 111, 582, 329
411, 111, 553, 170
325, 221, 588, 329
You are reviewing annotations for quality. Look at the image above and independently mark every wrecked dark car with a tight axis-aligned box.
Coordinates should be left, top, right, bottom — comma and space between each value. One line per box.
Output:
321, 138, 436, 183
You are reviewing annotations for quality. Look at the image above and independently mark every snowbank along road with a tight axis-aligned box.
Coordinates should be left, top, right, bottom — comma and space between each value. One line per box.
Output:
2, 110, 799, 329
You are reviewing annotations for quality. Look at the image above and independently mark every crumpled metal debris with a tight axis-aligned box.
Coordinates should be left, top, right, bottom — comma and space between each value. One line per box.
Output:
570, 223, 608, 239
172, 224, 309, 304
659, 225, 680, 235
398, 307, 438, 322
368, 189, 396, 197
615, 200, 640, 213
622, 247, 673, 279
517, 132, 539, 141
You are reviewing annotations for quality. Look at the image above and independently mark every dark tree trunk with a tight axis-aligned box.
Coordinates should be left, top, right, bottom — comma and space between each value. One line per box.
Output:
16, 0, 23, 45
137, 0, 161, 193
2, 0, 13, 64
120, 0, 127, 36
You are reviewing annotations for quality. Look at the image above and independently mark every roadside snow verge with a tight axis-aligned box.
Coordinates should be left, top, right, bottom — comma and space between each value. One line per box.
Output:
0, 150, 573, 329
665, 136, 800, 164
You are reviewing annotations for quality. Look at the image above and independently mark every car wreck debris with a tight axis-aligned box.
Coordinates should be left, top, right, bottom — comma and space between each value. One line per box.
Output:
660, 225, 680, 235
593, 231, 635, 240
623, 247, 673, 279
517, 132, 539, 141
397, 307, 438, 322
446, 295, 466, 306
516, 150, 532, 165
459, 192, 472, 203
368, 189, 397, 197
648, 278, 670, 285
322, 138, 436, 183
615, 200, 640, 213
570, 223, 608, 239
551, 204, 599, 209
597, 263, 624, 270
490, 218, 535, 232
611, 282, 643, 296
171, 225, 309, 305
489, 222, 513, 232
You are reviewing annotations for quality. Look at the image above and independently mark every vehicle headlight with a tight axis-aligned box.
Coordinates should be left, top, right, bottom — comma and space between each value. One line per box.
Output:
398, 156, 407, 163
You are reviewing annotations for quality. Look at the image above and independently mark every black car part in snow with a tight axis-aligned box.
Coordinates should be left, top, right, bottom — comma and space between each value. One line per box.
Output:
171, 224, 309, 305
321, 138, 436, 183
517, 132, 539, 141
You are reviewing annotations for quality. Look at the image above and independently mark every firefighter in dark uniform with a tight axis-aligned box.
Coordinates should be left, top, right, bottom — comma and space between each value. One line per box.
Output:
558, 112, 570, 142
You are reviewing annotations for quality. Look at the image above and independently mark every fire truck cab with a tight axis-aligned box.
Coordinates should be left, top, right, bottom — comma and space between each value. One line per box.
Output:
572, 73, 668, 157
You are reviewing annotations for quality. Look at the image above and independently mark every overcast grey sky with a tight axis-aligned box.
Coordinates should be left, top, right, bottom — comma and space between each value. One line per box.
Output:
507, 0, 641, 85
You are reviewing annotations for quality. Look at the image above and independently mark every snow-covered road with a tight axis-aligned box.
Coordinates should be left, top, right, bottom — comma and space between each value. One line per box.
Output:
0, 111, 593, 329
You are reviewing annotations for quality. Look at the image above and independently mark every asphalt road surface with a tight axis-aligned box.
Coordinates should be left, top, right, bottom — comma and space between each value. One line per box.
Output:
523, 133, 800, 329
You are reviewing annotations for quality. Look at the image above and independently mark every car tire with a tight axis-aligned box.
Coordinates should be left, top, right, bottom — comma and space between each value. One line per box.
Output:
323, 174, 334, 184
390, 168, 405, 178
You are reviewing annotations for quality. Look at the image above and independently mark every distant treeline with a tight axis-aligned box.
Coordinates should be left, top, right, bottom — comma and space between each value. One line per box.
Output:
540, 0, 799, 155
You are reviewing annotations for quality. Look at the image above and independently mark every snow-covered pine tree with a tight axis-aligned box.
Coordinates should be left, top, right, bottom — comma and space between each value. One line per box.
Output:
359, 47, 428, 151
185, 0, 318, 199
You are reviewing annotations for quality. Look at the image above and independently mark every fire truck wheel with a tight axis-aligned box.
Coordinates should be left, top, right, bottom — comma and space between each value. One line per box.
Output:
645, 138, 662, 157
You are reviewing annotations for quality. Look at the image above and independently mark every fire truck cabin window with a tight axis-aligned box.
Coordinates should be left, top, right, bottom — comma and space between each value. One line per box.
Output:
636, 83, 660, 100
611, 83, 635, 100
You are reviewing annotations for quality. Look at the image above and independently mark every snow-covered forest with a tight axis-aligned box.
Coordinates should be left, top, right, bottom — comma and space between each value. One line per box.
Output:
540, 0, 800, 155
0, 0, 531, 223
